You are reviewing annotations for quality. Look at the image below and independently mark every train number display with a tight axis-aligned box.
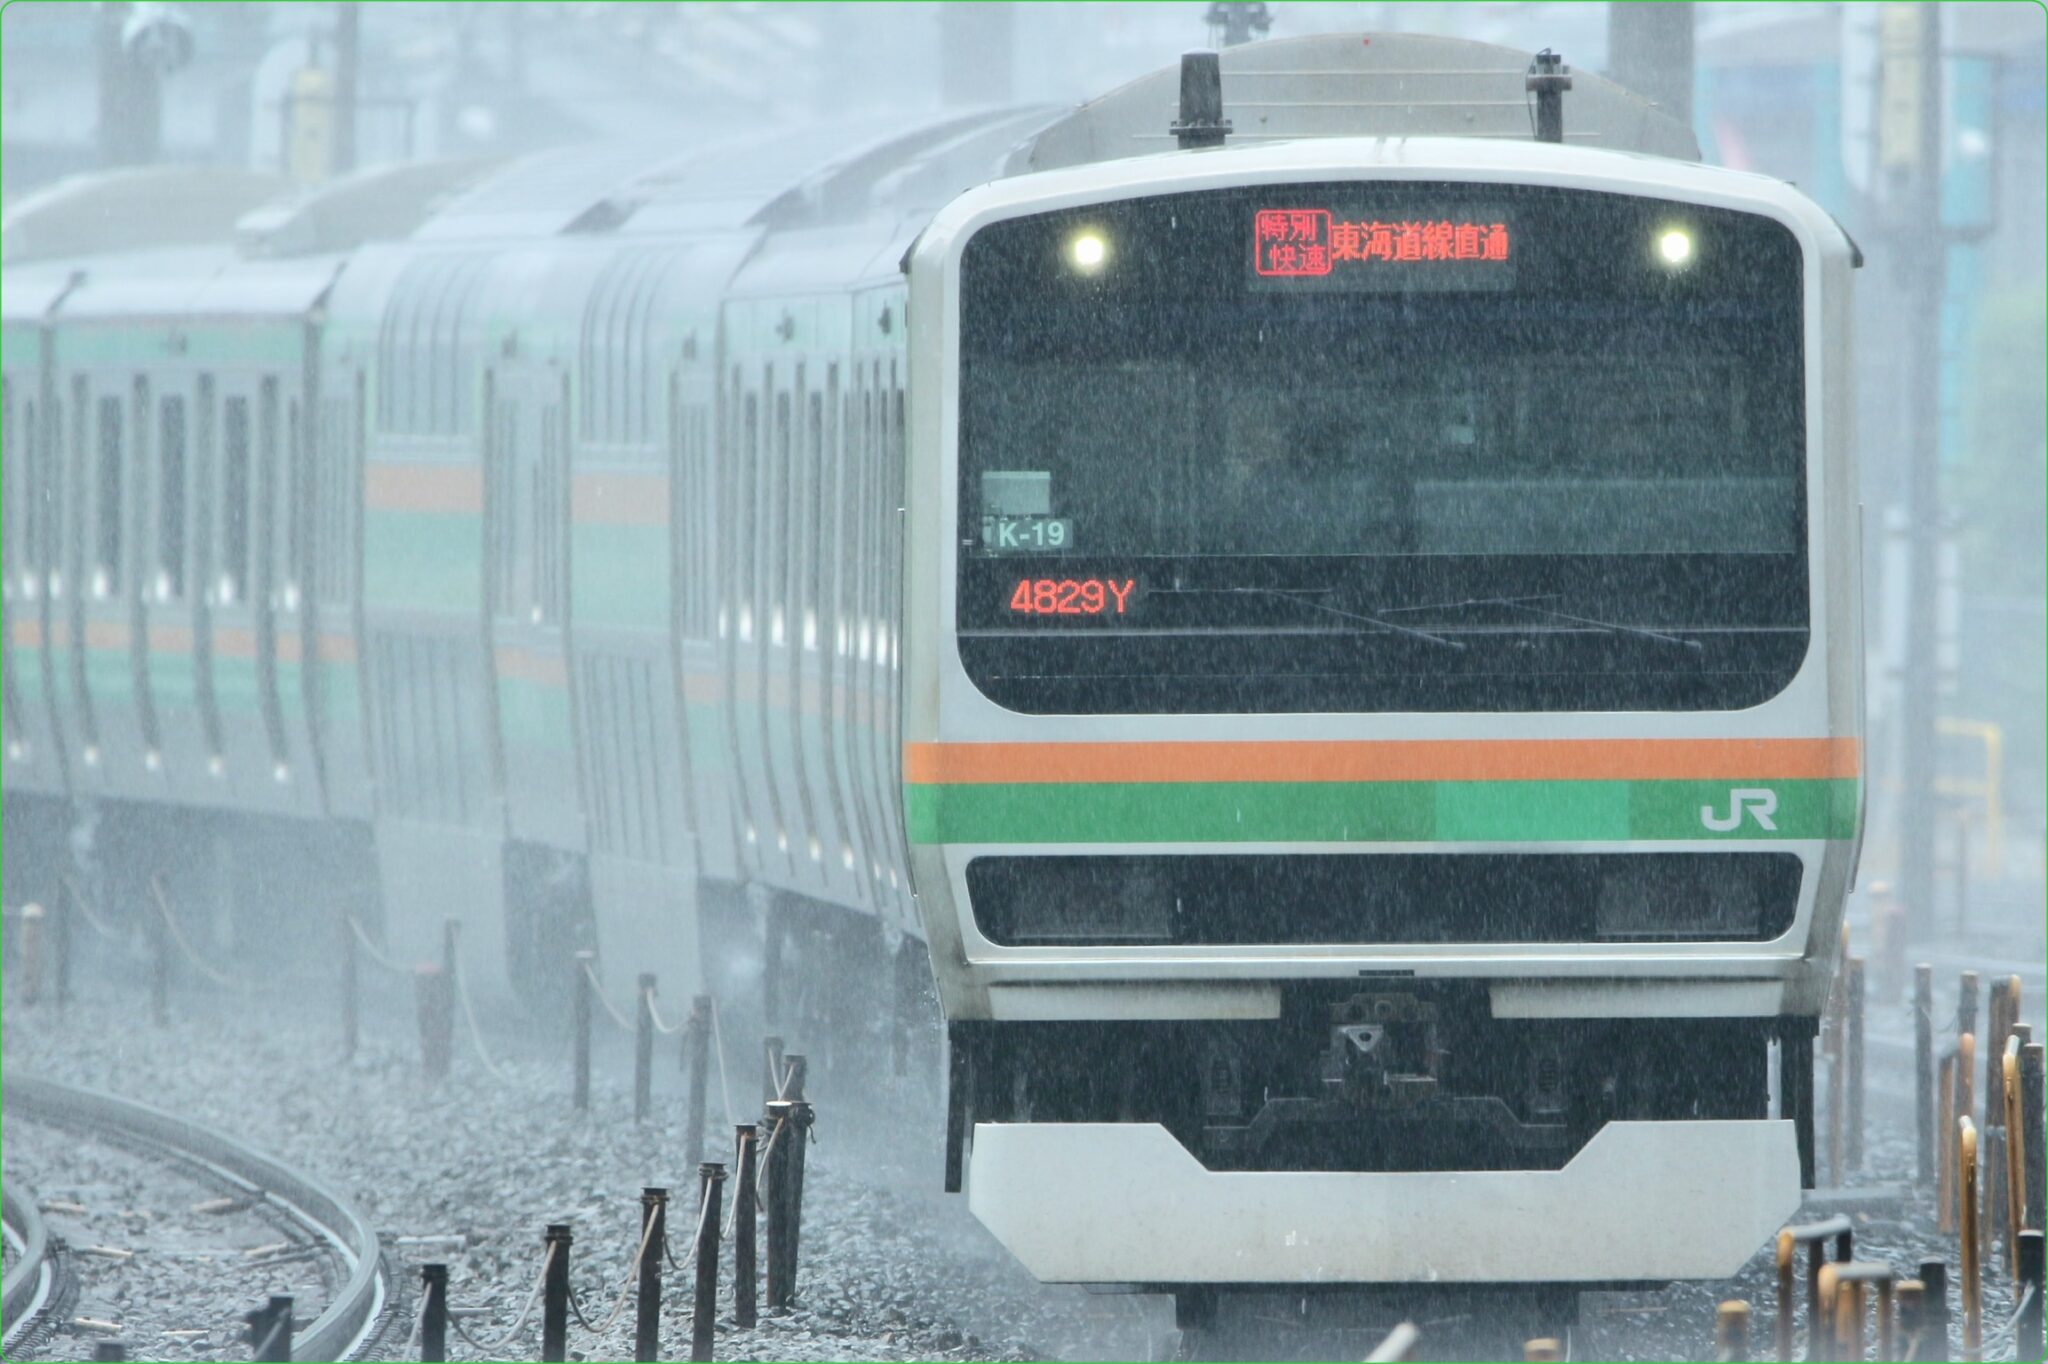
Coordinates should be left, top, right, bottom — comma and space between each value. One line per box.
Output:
1008, 577, 1136, 616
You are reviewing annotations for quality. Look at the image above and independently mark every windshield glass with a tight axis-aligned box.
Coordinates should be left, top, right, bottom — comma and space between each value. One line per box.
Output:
955, 182, 1809, 715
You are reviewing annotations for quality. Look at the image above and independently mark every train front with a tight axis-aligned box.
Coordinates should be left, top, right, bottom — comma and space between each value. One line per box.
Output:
901, 138, 1862, 1294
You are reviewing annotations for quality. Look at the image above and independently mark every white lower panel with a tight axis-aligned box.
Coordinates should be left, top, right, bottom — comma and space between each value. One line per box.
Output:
968, 1119, 1798, 1285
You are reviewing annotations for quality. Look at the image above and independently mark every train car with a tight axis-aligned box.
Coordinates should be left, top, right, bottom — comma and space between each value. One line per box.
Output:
3, 29, 1863, 1312
901, 34, 1862, 1309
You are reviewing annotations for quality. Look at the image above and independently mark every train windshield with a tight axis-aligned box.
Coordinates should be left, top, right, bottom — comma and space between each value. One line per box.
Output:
954, 182, 1810, 714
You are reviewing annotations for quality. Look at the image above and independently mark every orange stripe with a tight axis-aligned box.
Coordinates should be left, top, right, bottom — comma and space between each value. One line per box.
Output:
84, 620, 129, 649
365, 462, 483, 513
903, 738, 1862, 785
572, 472, 668, 527
318, 632, 359, 664
149, 624, 194, 652
496, 646, 568, 686
12, 619, 44, 648
215, 627, 258, 659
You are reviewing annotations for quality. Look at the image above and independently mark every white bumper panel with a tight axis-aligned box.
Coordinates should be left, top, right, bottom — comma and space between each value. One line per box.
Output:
968, 1119, 1798, 1285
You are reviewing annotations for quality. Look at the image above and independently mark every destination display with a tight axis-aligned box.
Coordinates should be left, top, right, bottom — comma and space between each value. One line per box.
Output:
1250, 207, 1514, 290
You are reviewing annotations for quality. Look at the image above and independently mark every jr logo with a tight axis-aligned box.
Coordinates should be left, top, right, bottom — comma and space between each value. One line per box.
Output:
1701, 788, 1779, 832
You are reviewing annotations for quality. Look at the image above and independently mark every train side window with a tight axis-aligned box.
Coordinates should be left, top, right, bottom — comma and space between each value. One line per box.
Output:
740, 390, 758, 641
221, 395, 251, 605
287, 397, 307, 600
158, 396, 187, 599
131, 377, 151, 597
95, 393, 123, 596
259, 378, 280, 600
772, 387, 790, 647
806, 389, 825, 651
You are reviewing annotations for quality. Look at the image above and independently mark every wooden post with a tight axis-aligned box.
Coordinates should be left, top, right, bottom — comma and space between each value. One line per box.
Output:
1774, 1229, 1795, 1362
1715, 1300, 1750, 1362
1834, 1278, 1862, 1362
734, 1124, 758, 1329
1960, 1117, 1981, 1360
690, 1164, 724, 1363
1524, 1340, 1561, 1362
1815, 1264, 1840, 1363
1895, 1279, 1925, 1364
2008, 1037, 2027, 1269
1959, 1034, 1978, 1250
1940, 1050, 1959, 1233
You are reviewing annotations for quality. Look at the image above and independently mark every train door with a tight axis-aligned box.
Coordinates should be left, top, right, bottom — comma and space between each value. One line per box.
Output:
485, 360, 580, 846
668, 364, 732, 878
126, 372, 164, 785
200, 370, 287, 796
719, 362, 772, 878
278, 334, 326, 810
142, 368, 208, 800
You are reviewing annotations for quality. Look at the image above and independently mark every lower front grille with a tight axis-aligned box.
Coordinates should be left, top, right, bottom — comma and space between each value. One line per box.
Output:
966, 852, 1802, 947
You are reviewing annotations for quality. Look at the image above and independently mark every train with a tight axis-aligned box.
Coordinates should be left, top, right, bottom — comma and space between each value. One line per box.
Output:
4, 32, 1862, 1317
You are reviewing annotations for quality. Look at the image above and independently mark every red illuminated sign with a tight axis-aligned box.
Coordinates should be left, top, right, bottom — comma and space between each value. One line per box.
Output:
1009, 578, 1135, 616
1254, 209, 1510, 277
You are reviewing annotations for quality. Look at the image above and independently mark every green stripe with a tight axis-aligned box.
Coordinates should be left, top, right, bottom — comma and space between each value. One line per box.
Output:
364, 510, 480, 612
571, 523, 667, 631
904, 779, 1860, 845
60, 323, 304, 368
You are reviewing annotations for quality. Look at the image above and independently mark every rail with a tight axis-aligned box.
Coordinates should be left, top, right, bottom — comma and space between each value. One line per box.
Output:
2, 1181, 56, 1350
4, 1074, 392, 1362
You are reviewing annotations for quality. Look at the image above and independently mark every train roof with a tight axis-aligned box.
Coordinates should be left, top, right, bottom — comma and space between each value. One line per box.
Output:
1008, 31, 1700, 174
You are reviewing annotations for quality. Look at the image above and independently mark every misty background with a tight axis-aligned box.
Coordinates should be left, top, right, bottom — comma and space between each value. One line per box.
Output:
3, 0, 2042, 958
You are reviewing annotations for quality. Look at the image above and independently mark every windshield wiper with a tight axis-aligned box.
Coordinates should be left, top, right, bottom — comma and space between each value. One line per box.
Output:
1169, 586, 1466, 650
1378, 594, 1703, 652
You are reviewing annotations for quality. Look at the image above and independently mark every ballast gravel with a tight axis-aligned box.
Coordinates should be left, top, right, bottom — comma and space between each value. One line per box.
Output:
1, 967, 2031, 1361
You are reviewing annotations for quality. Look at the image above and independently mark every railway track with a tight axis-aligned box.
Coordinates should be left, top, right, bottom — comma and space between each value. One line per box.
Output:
4, 1178, 72, 1358
2, 1074, 402, 1361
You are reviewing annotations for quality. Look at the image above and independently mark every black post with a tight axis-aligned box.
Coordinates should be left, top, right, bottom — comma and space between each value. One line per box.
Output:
420, 1263, 448, 1363
635, 972, 656, 1122
2023, 1044, 2045, 1237
635, 1186, 666, 1363
783, 1092, 814, 1304
573, 950, 594, 1111
1918, 963, 1937, 1185
734, 1123, 759, 1328
763, 1098, 793, 1309
257, 1293, 293, 1362
2017, 1231, 2044, 1364
1919, 1258, 1949, 1362
691, 1164, 725, 1363
340, 902, 358, 1060
541, 1223, 572, 1364
1847, 956, 1866, 1171
415, 965, 452, 1083
148, 893, 170, 1025
684, 996, 710, 1173
91, 1343, 126, 1362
